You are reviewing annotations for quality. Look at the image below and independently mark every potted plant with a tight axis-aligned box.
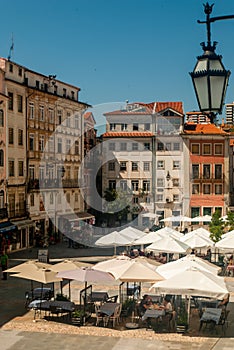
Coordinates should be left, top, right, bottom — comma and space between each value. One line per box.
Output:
56, 293, 69, 301
121, 299, 136, 318
71, 309, 86, 326
176, 302, 189, 333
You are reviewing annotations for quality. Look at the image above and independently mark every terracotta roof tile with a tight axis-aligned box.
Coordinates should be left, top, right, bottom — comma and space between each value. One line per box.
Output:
102, 132, 154, 138
184, 123, 228, 135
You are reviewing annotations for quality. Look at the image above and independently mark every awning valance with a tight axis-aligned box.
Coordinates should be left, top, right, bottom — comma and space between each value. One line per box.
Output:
58, 212, 94, 222
0, 221, 16, 233
12, 219, 36, 229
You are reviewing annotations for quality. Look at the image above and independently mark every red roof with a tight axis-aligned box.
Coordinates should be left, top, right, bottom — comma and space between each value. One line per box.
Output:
102, 132, 153, 138
184, 123, 228, 135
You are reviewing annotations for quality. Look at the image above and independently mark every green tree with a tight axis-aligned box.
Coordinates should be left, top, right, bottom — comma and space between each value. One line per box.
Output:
209, 210, 224, 242
224, 211, 234, 231
103, 188, 131, 226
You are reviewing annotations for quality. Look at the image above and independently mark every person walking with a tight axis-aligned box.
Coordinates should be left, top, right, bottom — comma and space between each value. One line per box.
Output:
1, 250, 8, 280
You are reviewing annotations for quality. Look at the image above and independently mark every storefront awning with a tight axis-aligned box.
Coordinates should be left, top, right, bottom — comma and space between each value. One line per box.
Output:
0, 221, 16, 233
12, 219, 36, 230
58, 212, 95, 222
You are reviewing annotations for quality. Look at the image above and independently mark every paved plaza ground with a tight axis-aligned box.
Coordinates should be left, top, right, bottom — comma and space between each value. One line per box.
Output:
1, 241, 234, 349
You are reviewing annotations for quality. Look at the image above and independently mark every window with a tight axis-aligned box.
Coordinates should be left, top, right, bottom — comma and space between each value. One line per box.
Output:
191, 143, 200, 154
143, 180, 150, 192
66, 139, 71, 153
214, 144, 223, 155
8, 92, 13, 110
120, 162, 126, 171
215, 184, 223, 195
29, 102, 34, 119
156, 194, 163, 202
57, 138, 62, 153
192, 184, 200, 194
39, 166, 44, 179
66, 192, 70, 203
109, 180, 116, 190
18, 67, 22, 76
203, 144, 211, 155
63, 88, 67, 97
173, 161, 180, 169
9, 160, 14, 176
109, 142, 115, 151
144, 123, 150, 131
39, 135, 44, 151
110, 123, 116, 131
203, 164, 210, 179
75, 192, 79, 202
173, 194, 179, 202
30, 194, 34, 207
172, 178, 179, 187
108, 162, 115, 171
203, 207, 212, 217
29, 134, 34, 151
39, 105, 44, 121
131, 180, 139, 191
157, 160, 164, 169
9, 63, 13, 72
132, 143, 138, 151
132, 162, 138, 171
66, 112, 71, 127
49, 193, 54, 205
18, 161, 24, 176
49, 108, 54, 123
48, 136, 54, 152
71, 91, 75, 100
173, 143, 180, 151
192, 164, 199, 179
9, 128, 14, 144
157, 142, 164, 151
203, 184, 211, 194
144, 143, 150, 150
133, 197, 139, 204
121, 123, 127, 131
165, 143, 171, 151
75, 141, 79, 154
57, 110, 62, 125
17, 95, 23, 113
0, 110, 3, 127
191, 207, 200, 218
18, 129, 23, 146
120, 142, 127, 151
0, 150, 4, 166
74, 114, 79, 128
29, 165, 35, 179
157, 178, 164, 187
133, 123, 138, 131
215, 164, 222, 179
143, 162, 150, 171
120, 180, 127, 191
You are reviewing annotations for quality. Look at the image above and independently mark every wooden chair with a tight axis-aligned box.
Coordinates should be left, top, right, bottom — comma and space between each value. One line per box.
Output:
109, 305, 121, 327
95, 304, 108, 326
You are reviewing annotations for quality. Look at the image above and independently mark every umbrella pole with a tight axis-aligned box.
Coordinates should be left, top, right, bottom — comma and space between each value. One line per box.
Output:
187, 295, 191, 325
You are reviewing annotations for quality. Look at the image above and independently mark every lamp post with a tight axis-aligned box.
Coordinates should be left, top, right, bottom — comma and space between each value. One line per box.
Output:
190, 3, 234, 123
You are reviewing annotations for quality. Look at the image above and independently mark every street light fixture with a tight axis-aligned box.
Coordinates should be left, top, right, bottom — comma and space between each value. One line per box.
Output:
190, 3, 234, 123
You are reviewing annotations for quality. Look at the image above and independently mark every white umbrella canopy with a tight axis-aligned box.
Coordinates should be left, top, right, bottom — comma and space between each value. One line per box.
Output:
156, 254, 220, 279
191, 215, 212, 222
52, 259, 91, 272
215, 235, 234, 250
142, 212, 159, 219
146, 236, 190, 254
118, 226, 145, 240
150, 267, 229, 300
133, 227, 182, 245
107, 260, 164, 282
12, 267, 62, 284
187, 227, 211, 238
57, 267, 115, 284
180, 233, 214, 249
161, 215, 191, 222
5, 260, 52, 273
95, 230, 135, 254
221, 229, 234, 239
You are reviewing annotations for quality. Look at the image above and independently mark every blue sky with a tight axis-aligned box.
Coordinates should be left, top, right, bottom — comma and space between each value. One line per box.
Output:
1, 0, 234, 128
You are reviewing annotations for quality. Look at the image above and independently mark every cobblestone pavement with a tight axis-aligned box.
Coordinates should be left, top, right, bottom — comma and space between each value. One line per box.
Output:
0, 242, 234, 350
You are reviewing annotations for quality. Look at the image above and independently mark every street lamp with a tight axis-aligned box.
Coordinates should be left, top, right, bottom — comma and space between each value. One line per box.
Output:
190, 3, 234, 123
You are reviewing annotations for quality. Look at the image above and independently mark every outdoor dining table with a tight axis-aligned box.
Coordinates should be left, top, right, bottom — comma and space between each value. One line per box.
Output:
99, 302, 120, 317
142, 308, 165, 321
90, 291, 109, 303
199, 307, 222, 330
37, 300, 75, 312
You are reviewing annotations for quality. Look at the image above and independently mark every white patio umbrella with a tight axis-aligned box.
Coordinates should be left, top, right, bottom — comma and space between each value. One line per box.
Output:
133, 227, 182, 245
161, 215, 192, 223
118, 226, 145, 240
95, 230, 135, 254
215, 235, 234, 250
5, 260, 52, 273
188, 227, 211, 238
145, 236, 190, 254
191, 215, 212, 222
221, 229, 234, 239
180, 233, 214, 249
12, 267, 62, 284
142, 212, 159, 219
150, 267, 229, 322
156, 254, 220, 279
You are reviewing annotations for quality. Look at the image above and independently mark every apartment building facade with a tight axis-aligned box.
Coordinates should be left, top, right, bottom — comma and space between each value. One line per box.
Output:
0, 58, 91, 250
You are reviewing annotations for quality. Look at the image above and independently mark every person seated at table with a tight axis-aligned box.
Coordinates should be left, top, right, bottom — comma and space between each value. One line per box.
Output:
139, 294, 153, 316
218, 295, 229, 310
160, 296, 177, 330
